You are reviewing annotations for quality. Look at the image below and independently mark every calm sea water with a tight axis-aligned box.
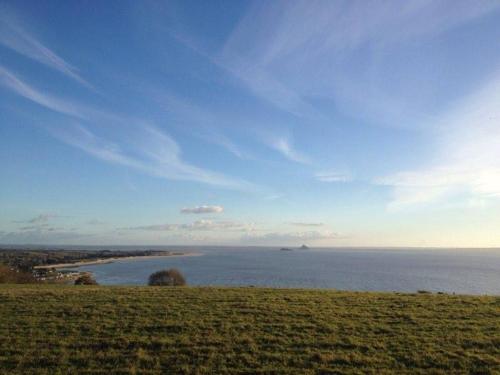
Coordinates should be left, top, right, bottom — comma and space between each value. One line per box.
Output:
69, 247, 500, 295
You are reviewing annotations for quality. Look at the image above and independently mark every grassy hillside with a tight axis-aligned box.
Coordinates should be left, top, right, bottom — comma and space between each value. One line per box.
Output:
0, 286, 498, 374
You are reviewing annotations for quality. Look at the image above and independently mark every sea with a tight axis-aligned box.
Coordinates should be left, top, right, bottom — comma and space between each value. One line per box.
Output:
64, 246, 500, 295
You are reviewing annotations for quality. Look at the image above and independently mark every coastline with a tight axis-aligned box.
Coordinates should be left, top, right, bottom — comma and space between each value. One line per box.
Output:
33, 252, 202, 269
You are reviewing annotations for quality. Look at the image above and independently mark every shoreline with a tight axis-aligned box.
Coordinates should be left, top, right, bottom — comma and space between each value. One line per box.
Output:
33, 252, 202, 269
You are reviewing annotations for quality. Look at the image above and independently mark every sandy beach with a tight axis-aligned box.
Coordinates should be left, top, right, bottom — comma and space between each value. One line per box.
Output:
33, 252, 202, 269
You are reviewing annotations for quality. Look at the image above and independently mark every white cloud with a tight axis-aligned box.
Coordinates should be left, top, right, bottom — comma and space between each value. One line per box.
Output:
0, 10, 91, 88
0, 229, 88, 244
269, 137, 310, 164
51, 123, 256, 191
157, 93, 253, 160
13, 213, 58, 224
0, 68, 136, 124
124, 219, 253, 232
315, 171, 351, 183
0, 66, 85, 118
377, 70, 500, 209
0, 67, 258, 191
181, 205, 224, 214
217, 60, 319, 119
28, 214, 55, 224
201, 132, 251, 160
183, 220, 250, 231
86, 219, 107, 226
3, 211, 83, 243
124, 224, 178, 231
290, 222, 323, 227
218, 0, 500, 124
263, 194, 283, 201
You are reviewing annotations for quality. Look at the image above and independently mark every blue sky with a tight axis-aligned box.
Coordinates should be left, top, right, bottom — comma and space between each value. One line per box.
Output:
1, 0, 500, 246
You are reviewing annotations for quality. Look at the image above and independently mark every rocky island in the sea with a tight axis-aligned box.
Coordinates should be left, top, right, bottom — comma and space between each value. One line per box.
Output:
280, 244, 309, 251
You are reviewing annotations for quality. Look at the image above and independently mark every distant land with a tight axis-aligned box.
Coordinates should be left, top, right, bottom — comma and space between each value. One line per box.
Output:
0, 249, 188, 283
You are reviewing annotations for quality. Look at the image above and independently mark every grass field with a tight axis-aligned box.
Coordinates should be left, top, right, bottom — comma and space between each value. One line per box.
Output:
0, 285, 499, 374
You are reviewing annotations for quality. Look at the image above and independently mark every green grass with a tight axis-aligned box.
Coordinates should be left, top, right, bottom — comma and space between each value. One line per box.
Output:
0, 285, 499, 374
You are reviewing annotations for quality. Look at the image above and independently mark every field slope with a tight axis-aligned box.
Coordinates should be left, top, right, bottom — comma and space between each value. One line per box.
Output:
0, 285, 499, 374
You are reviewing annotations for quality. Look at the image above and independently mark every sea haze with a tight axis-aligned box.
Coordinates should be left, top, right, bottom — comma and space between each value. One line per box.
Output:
69, 247, 500, 295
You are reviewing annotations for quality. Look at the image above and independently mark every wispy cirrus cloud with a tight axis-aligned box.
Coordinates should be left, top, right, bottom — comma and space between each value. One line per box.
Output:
377, 70, 500, 210
0, 9, 91, 88
199, 132, 252, 160
0, 66, 134, 125
181, 205, 224, 214
218, 0, 500, 124
51, 123, 255, 191
156, 92, 254, 160
269, 137, 310, 164
0, 66, 258, 192
0, 65, 85, 118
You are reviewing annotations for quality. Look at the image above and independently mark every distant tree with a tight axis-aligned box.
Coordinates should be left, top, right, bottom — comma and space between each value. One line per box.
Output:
74, 274, 98, 285
148, 268, 186, 286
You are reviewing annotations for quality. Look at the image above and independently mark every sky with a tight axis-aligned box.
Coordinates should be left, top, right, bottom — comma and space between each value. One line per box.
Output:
1, 0, 500, 247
